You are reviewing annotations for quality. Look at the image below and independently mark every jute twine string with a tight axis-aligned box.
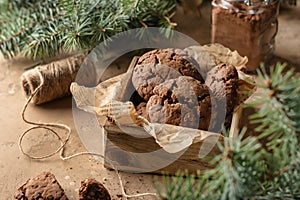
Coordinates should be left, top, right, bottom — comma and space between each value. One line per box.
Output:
20, 55, 85, 105
19, 69, 157, 199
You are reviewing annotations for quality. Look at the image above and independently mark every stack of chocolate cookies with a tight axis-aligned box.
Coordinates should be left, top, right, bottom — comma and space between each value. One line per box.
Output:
131, 48, 238, 132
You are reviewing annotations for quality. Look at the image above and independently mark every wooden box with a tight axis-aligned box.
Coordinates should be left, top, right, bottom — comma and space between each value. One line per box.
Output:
103, 57, 243, 175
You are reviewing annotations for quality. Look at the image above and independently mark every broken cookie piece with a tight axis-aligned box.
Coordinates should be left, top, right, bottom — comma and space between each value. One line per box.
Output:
79, 178, 111, 200
14, 172, 68, 200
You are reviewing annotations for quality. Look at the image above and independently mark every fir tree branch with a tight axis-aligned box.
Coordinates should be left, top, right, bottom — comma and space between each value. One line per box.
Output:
247, 63, 300, 169
0, 0, 61, 58
260, 154, 300, 199
0, 0, 177, 59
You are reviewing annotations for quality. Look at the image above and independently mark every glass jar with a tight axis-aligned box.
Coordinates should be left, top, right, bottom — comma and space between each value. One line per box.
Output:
211, 0, 280, 71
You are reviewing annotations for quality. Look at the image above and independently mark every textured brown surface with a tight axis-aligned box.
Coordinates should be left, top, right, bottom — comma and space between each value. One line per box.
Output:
14, 172, 68, 200
79, 178, 111, 200
132, 48, 204, 100
146, 76, 211, 130
205, 63, 238, 131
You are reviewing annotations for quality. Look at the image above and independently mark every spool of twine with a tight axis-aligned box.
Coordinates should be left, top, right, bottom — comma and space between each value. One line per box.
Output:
21, 55, 85, 105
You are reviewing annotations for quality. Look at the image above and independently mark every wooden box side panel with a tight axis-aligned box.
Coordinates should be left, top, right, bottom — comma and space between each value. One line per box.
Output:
104, 124, 222, 174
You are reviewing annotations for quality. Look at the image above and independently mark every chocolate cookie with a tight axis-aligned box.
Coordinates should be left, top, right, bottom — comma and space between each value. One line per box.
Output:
14, 172, 68, 200
79, 178, 111, 200
205, 63, 238, 130
146, 76, 211, 130
132, 48, 204, 101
